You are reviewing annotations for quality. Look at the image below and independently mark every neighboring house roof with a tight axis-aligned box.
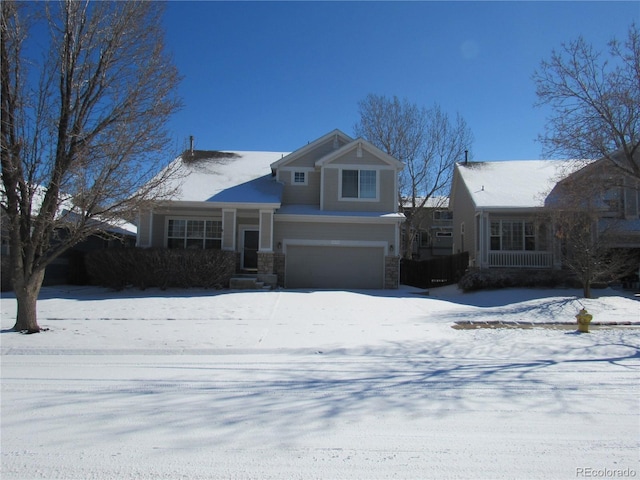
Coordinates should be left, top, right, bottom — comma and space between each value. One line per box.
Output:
455, 160, 571, 209
1, 185, 137, 236
61, 210, 137, 236
162, 150, 289, 203
401, 196, 449, 209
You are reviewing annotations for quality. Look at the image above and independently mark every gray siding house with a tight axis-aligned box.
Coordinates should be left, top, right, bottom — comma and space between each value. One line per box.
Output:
450, 160, 566, 270
137, 129, 405, 289
450, 155, 640, 272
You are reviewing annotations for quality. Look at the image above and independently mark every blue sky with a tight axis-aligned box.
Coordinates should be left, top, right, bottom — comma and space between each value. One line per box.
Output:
163, 1, 639, 161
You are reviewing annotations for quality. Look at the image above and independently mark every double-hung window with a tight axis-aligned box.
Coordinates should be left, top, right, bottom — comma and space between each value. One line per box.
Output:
341, 169, 377, 200
167, 219, 222, 249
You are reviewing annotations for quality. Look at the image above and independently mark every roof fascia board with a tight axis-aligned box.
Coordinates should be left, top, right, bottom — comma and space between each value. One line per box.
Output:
274, 212, 405, 224
448, 164, 464, 209
155, 200, 281, 210
315, 138, 404, 170
270, 129, 353, 170
475, 206, 547, 214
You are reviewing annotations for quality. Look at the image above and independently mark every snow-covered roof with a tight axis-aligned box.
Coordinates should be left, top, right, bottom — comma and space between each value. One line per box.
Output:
207, 174, 283, 205
164, 150, 289, 203
456, 160, 570, 209
271, 129, 352, 170
401, 196, 449, 209
1, 185, 137, 235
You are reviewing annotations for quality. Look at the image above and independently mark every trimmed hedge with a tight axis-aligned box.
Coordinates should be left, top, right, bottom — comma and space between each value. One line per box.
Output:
85, 248, 236, 290
458, 269, 572, 292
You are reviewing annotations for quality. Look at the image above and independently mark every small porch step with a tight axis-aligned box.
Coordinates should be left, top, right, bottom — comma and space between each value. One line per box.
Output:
229, 274, 277, 290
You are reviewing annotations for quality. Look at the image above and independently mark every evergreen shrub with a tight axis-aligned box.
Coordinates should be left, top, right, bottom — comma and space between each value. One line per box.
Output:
458, 269, 570, 292
86, 248, 236, 290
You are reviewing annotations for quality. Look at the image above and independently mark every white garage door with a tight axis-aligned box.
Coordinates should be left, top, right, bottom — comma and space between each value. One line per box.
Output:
286, 245, 384, 289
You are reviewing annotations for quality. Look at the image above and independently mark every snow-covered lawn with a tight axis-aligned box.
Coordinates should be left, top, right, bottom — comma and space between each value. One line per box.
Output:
1, 285, 639, 479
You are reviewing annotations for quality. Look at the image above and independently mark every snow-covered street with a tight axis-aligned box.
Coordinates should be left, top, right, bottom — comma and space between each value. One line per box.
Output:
1, 285, 639, 479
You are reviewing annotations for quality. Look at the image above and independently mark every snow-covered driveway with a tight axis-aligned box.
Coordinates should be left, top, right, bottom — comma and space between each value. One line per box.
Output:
1, 286, 639, 479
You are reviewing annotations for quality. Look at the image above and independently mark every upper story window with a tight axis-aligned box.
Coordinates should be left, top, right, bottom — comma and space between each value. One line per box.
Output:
341, 169, 377, 200
433, 210, 453, 221
293, 171, 306, 185
167, 219, 222, 249
602, 186, 623, 217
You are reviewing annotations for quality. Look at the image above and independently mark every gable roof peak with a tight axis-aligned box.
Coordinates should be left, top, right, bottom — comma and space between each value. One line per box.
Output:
315, 137, 404, 170
270, 129, 354, 170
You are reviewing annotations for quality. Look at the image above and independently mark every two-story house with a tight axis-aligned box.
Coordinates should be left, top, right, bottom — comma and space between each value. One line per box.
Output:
401, 196, 453, 260
137, 129, 405, 289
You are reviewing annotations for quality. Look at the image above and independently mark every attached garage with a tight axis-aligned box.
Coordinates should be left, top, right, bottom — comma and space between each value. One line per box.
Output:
285, 244, 385, 289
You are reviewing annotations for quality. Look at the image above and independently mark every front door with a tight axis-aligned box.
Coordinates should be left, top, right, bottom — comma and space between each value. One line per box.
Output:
242, 230, 259, 270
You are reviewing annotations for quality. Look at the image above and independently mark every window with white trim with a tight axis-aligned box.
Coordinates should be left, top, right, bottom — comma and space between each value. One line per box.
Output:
167, 219, 222, 249
490, 220, 536, 251
293, 171, 306, 185
341, 169, 377, 199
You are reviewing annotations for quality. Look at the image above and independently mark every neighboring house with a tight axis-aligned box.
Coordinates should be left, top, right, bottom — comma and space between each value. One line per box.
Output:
137, 129, 405, 289
400, 197, 453, 260
44, 219, 136, 286
1, 207, 136, 289
450, 159, 570, 270
450, 155, 640, 273
546, 154, 640, 251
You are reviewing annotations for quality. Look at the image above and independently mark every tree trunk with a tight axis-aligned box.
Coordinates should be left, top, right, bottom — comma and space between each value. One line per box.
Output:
13, 270, 45, 333
583, 281, 592, 299
402, 222, 414, 259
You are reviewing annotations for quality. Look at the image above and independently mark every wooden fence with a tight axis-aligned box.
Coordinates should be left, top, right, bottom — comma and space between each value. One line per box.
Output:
400, 252, 469, 289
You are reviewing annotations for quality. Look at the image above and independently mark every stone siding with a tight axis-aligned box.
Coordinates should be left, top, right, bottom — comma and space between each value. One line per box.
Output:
384, 255, 400, 289
274, 253, 285, 287
257, 252, 274, 275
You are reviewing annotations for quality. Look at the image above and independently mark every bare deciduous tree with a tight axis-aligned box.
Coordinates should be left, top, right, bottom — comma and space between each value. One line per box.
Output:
546, 164, 637, 298
354, 94, 473, 258
1, 1, 182, 333
534, 24, 640, 180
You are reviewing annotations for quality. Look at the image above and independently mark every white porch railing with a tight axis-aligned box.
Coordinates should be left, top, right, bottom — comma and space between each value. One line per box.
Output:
489, 251, 553, 268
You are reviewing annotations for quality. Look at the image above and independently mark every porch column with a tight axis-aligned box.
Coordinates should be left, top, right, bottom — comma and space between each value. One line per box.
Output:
257, 209, 275, 276
476, 212, 489, 269
258, 209, 274, 252
222, 209, 236, 251
551, 219, 563, 269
